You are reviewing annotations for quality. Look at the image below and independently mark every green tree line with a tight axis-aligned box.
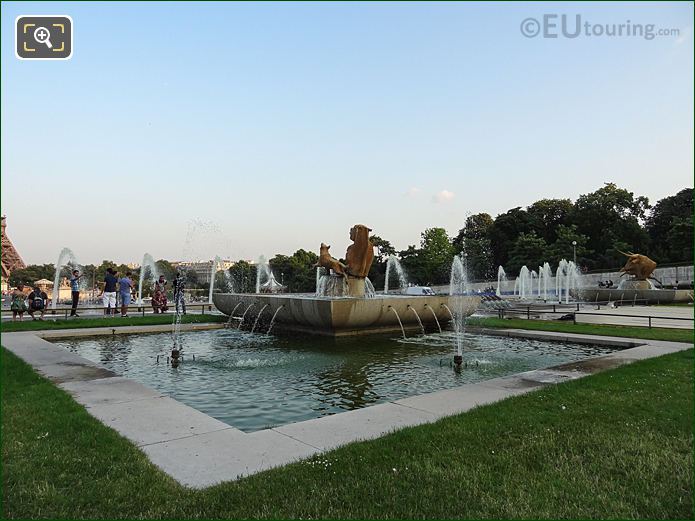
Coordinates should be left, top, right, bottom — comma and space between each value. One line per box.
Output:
9, 184, 692, 291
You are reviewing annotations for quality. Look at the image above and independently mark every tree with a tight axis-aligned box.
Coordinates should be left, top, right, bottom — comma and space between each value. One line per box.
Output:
507, 232, 548, 275
526, 198, 574, 243
546, 224, 591, 266
155, 259, 175, 281
368, 235, 397, 290
269, 249, 318, 292
419, 228, 454, 285
399, 245, 426, 284
645, 188, 694, 263
572, 183, 650, 268
489, 208, 534, 268
453, 214, 494, 281
8, 264, 55, 287
228, 260, 256, 293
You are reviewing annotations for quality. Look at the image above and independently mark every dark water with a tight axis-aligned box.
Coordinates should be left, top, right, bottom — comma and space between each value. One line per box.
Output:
52, 330, 614, 432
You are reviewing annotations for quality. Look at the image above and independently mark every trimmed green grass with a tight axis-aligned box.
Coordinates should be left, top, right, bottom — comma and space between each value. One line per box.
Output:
468, 316, 694, 343
2, 346, 692, 519
0, 313, 226, 333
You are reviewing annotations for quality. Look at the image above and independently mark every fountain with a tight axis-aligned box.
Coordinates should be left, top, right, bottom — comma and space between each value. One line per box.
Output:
51, 247, 78, 310
538, 262, 552, 300
580, 251, 692, 304
226, 301, 244, 327
496, 266, 507, 297
384, 256, 408, 294
255, 256, 271, 294
388, 306, 406, 339
238, 303, 255, 330
214, 224, 479, 336
423, 303, 442, 333
266, 305, 285, 334
514, 266, 532, 299
449, 254, 470, 367
407, 305, 425, 335
251, 304, 268, 333
137, 253, 160, 305
208, 256, 221, 303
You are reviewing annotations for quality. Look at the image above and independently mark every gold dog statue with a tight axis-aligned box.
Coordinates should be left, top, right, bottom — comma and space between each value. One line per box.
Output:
315, 243, 348, 277
345, 224, 374, 278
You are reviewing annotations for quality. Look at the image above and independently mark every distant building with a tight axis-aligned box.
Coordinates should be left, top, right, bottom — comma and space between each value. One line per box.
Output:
1, 216, 26, 291
171, 259, 235, 283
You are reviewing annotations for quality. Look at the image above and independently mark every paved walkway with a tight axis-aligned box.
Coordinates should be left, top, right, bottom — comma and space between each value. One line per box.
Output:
575, 305, 693, 329
2, 325, 691, 488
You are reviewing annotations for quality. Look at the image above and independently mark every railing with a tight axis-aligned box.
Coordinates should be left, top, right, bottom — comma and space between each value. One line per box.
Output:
1, 303, 217, 320
485, 305, 693, 329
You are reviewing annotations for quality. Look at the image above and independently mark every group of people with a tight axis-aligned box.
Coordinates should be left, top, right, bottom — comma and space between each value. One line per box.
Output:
9, 269, 188, 321
9, 283, 49, 321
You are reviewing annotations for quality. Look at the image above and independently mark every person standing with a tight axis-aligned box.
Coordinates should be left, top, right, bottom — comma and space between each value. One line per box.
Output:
173, 271, 186, 315
101, 268, 118, 316
152, 275, 168, 314
69, 269, 82, 317
118, 272, 134, 318
27, 285, 49, 321
10, 283, 28, 321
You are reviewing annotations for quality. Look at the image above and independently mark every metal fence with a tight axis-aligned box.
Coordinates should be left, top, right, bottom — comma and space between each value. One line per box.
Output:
486, 305, 693, 329
1, 303, 216, 320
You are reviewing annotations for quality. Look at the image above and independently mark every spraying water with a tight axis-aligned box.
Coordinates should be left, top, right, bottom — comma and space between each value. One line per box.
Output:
255, 256, 271, 294
51, 248, 78, 310
384, 256, 408, 294
423, 304, 442, 333
238, 303, 255, 330
226, 301, 244, 327
449, 254, 469, 357
137, 253, 160, 305
251, 304, 269, 333
266, 305, 285, 334
514, 266, 532, 299
208, 256, 221, 303
407, 305, 425, 335
388, 306, 406, 339
496, 266, 507, 297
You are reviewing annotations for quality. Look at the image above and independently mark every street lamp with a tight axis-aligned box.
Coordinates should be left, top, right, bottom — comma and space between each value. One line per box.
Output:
572, 240, 577, 265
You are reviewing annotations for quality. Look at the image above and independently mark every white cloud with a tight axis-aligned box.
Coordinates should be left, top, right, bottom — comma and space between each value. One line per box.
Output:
432, 190, 455, 203
405, 187, 421, 198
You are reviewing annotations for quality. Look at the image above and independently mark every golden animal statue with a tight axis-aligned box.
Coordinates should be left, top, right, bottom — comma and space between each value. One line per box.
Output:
617, 250, 658, 281
315, 243, 348, 277
345, 224, 374, 278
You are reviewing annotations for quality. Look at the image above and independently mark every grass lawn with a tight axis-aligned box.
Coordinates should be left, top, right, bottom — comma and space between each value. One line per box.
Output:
468, 316, 694, 344
2, 346, 692, 519
0, 313, 227, 333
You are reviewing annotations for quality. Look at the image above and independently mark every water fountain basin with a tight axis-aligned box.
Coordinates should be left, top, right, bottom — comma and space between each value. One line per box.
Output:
213, 293, 480, 336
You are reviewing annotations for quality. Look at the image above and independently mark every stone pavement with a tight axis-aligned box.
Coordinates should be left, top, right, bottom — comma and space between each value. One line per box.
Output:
2, 325, 691, 488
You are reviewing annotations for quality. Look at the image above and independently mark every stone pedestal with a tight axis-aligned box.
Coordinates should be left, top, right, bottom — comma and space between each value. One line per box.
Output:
346, 277, 365, 298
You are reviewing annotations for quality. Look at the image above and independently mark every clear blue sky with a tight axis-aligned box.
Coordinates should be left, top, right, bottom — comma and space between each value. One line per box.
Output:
2, 1, 693, 265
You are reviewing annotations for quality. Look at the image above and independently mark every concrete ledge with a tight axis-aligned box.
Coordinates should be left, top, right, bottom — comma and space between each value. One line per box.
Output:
142, 428, 319, 488
2, 324, 692, 488
36, 322, 224, 339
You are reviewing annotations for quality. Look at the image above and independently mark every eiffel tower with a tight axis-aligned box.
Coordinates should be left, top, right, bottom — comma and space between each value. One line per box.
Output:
1, 216, 26, 282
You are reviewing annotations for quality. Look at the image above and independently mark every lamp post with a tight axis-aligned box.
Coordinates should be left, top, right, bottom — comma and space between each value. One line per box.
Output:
572, 240, 577, 265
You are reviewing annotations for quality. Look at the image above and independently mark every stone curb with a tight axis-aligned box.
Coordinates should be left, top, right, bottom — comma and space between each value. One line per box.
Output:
2, 324, 691, 488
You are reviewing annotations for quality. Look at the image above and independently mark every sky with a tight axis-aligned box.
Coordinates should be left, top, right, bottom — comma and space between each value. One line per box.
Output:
1, 1, 693, 265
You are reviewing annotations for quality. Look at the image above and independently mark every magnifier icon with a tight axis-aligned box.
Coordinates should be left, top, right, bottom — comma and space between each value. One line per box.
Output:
33, 26, 53, 49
